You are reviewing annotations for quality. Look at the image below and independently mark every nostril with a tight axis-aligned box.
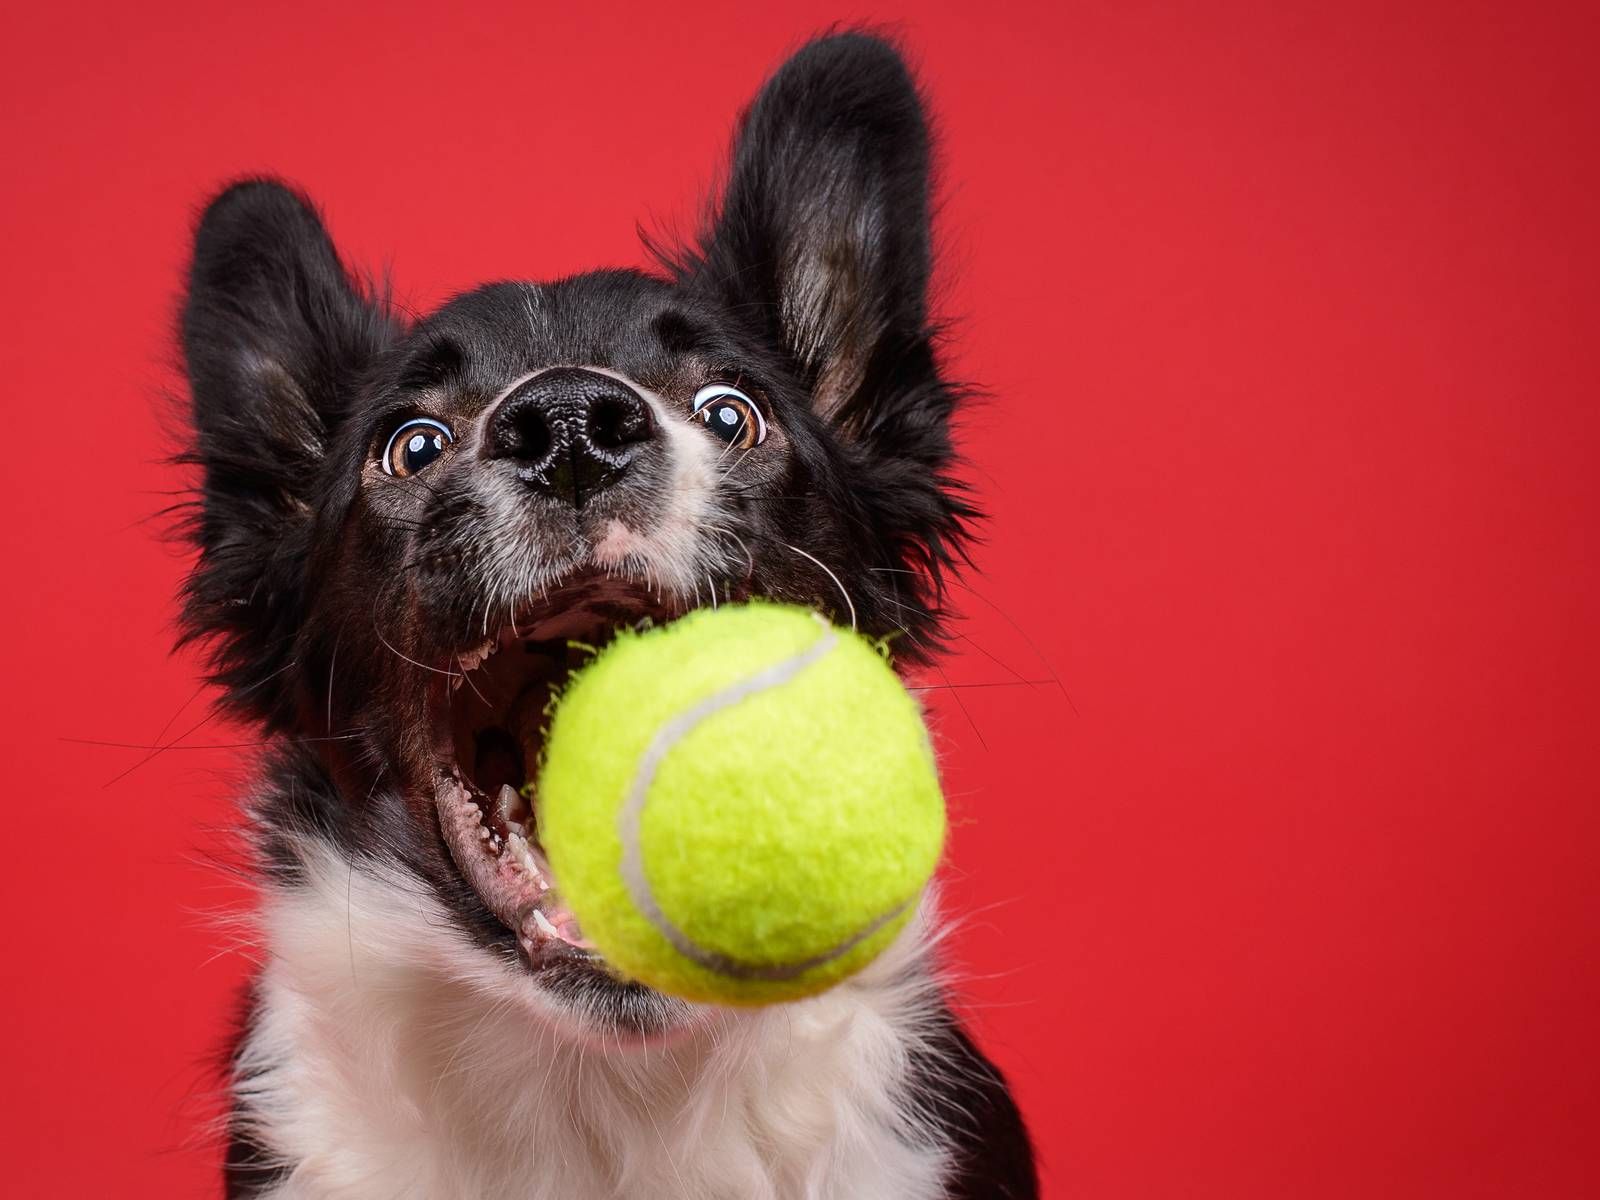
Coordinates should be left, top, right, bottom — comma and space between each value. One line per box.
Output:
588, 393, 653, 451
518, 411, 552, 462
495, 404, 553, 462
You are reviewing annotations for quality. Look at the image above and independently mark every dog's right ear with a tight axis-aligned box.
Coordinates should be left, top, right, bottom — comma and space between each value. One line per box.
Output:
179, 180, 395, 729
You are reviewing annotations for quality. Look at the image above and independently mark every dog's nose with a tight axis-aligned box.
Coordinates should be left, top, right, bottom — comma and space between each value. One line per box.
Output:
484, 368, 656, 508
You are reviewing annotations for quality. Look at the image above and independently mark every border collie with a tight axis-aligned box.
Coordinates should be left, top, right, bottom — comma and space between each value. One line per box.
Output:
177, 31, 1038, 1199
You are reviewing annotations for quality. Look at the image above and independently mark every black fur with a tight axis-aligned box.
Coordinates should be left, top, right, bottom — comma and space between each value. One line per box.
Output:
909, 1015, 1041, 1199
179, 185, 398, 731
221, 987, 290, 1199
180, 31, 1033, 1197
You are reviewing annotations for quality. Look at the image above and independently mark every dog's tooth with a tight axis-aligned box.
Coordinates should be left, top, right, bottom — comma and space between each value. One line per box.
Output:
506, 831, 548, 890
494, 783, 519, 824
531, 909, 559, 939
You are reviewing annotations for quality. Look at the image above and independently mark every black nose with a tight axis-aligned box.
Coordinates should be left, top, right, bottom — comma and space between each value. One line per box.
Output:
483, 367, 656, 508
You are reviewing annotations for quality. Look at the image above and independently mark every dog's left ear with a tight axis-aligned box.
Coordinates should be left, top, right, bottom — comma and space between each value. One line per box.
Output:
683, 33, 941, 435
179, 180, 395, 728
681, 34, 974, 628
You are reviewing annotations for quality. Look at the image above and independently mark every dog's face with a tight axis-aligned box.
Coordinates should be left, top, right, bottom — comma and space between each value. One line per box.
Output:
180, 35, 971, 1038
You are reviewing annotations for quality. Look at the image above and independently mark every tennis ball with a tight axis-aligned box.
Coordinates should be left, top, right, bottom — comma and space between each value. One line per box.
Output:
536, 601, 944, 1005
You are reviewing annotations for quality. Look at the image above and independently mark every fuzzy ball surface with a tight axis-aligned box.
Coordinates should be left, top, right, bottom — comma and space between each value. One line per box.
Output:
537, 601, 945, 1005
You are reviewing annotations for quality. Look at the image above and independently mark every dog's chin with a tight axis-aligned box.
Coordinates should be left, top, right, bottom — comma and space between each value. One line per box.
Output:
423, 571, 731, 1042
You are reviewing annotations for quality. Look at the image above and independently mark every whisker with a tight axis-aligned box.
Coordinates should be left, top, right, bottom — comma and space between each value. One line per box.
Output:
956, 632, 1037, 691
905, 678, 1058, 692
952, 578, 1079, 716
97, 659, 298, 788
931, 661, 987, 751
150, 682, 209, 746
457, 654, 492, 708
717, 444, 757, 485
371, 593, 459, 678
325, 632, 342, 736
780, 542, 857, 631
67, 733, 362, 752
393, 470, 444, 501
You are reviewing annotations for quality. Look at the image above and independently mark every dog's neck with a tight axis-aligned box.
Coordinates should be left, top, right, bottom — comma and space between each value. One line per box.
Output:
235, 842, 951, 1199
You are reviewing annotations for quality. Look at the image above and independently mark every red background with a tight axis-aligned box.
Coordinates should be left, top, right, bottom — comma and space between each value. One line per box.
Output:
3, 2, 1597, 1195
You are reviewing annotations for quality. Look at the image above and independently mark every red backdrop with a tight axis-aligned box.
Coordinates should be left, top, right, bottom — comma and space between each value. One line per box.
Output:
3, 1, 1597, 1195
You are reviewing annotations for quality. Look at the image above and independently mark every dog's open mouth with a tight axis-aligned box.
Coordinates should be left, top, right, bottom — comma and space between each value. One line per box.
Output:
428, 575, 695, 971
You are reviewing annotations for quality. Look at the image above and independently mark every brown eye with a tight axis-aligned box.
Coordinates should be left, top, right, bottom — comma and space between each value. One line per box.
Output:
691, 384, 767, 449
383, 418, 453, 476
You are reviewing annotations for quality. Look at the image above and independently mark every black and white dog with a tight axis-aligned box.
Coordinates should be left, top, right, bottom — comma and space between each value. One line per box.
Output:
178, 31, 1037, 1199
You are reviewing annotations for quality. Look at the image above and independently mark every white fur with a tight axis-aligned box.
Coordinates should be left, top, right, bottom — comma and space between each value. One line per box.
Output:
236, 840, 953, 1199
587, 364, 739, 604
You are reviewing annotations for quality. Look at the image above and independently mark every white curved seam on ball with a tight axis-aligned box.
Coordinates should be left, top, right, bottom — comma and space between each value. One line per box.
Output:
615, 615, 910, 981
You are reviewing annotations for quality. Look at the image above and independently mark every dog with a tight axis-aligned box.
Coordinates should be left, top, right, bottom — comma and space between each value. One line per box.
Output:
177, 31, 1038, 1199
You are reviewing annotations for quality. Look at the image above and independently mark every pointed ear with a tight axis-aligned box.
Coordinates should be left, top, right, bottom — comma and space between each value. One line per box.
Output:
179, 179, 395, 728
684, 33, 936, 430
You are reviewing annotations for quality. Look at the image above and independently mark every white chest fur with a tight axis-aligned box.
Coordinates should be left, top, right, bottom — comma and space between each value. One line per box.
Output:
236, 845, 951, 1200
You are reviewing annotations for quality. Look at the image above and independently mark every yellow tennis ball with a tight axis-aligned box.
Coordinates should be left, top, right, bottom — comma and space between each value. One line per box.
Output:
536, 601, 944, 1005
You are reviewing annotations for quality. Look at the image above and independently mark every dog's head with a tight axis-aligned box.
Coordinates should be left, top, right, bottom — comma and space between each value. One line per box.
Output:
179, 33, 973, 1037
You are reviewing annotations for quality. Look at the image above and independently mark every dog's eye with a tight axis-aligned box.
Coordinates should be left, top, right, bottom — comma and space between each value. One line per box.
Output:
383, 418, 454, 477
691, 384, 767, 449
